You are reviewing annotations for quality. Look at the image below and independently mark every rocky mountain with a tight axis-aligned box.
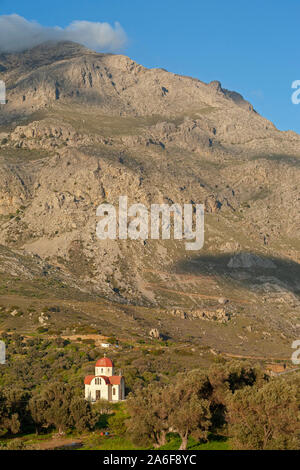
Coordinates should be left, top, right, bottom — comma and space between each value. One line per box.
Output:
0, 41, 299, 357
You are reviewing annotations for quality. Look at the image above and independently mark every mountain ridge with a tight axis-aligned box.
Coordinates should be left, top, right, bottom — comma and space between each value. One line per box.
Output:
0, 41, 299, 356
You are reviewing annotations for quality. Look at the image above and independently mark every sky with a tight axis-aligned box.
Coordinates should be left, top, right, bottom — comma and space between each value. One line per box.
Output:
1, 0, 300, 133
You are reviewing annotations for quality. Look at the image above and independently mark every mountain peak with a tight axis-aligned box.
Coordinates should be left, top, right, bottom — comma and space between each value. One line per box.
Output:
0, 40, 97, 70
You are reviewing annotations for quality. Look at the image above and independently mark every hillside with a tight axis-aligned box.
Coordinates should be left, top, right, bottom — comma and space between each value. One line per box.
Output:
0, 41, 299, 358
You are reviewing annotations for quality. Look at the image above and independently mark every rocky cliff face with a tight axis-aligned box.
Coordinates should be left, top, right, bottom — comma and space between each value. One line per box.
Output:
0, 41, 299, 343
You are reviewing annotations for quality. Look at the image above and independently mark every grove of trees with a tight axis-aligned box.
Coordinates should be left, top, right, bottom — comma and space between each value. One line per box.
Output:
127, 362, 300, 450
0, 332, 299, 450
0, 382, 95, 437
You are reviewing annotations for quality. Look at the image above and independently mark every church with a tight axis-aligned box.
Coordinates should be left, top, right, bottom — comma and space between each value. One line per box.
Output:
84, 357, 125, 402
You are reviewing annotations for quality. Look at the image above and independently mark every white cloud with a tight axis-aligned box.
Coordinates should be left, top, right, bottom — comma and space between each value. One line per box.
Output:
0, 14, 127, 53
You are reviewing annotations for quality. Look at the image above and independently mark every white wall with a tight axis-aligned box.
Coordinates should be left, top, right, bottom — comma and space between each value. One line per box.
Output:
86, 377, 111, 401
95, 366, 114, 376
85, 371, 125, 402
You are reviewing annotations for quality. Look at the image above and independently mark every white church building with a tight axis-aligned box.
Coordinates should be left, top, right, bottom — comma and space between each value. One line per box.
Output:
84, 357, 125, 402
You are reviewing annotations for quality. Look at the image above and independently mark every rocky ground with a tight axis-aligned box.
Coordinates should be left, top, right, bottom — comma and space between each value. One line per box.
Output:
0, 41, 299, 358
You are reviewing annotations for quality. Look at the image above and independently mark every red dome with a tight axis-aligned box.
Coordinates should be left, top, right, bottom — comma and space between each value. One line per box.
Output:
96, 357, 114, 367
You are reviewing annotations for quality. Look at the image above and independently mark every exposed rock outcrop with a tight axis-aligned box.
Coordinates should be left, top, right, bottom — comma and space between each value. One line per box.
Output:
170, 308, 231, 323
149, 328, 162, 339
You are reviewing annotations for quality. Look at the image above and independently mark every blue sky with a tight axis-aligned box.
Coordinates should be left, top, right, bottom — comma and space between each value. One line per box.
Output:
1, 0, 300, 133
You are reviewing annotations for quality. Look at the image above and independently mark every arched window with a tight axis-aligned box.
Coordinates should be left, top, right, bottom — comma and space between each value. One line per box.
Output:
113, 388, 116, 396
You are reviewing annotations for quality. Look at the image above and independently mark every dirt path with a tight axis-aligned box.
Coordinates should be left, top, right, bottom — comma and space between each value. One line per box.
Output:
34, 437, 83, 450
143, 269, 217, 283
144, 283, 252, 304
220, 351, 291, 361
49, 334, 109, 347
